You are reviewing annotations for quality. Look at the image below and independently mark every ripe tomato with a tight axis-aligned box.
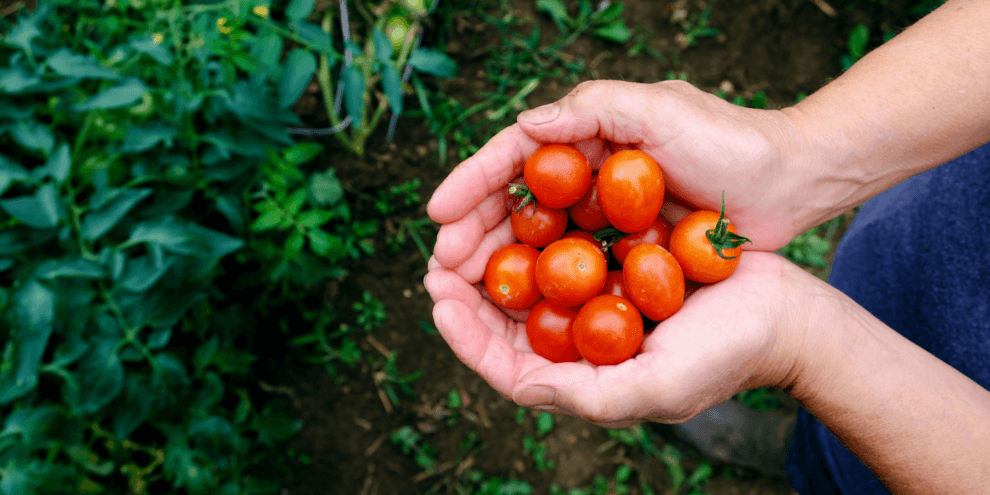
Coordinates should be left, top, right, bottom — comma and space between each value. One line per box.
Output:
511, 200, 568, 248
599, 270, 629, 299
523, 144, 592, 209
562, 229, 599, 246
669, 208, 750, 283
611, 215, 674, 265
535, 238, 607, 307
526, 300, 582, 363
622, 244, 684, 321
484, 243, 543, 310
573, 294, 644, 366
597, 150, 664, 233
567, 175, 610, 231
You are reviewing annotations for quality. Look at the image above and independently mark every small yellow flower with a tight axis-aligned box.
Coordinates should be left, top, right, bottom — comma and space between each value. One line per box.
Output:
151, 33, 164, 45
217, 17, 233, 34
252, 5, 270, 18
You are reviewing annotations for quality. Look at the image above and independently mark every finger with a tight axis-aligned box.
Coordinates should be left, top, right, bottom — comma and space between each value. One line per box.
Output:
517, 80, 665, 147
432, 190, 511, 269
427, 124, 541, 225
449, 217, 515, 285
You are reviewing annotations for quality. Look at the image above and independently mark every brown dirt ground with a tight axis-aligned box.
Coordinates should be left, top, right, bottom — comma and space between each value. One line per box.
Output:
270, 1, 922, 494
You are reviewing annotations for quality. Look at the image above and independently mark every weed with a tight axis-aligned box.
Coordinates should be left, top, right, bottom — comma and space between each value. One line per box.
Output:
374, 351, 422, 407
535, 0, 633, 45
671, 0, 722, 49
522, 435, 556, 471
627, 24, 669, 65
841, 23, 870, 70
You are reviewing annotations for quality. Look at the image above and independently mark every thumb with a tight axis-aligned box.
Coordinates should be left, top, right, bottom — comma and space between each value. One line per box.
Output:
517, 80, 672, 146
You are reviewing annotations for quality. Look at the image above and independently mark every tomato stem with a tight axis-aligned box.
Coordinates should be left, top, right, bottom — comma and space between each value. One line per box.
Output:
507, 183, 536, 213
705, 192, 752, 260
593, 227, 627, 251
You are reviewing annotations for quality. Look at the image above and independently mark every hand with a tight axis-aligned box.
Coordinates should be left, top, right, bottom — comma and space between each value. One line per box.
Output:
424, 250, 825, 426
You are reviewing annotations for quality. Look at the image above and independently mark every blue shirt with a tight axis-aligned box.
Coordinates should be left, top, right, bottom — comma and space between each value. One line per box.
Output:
786, 142, 990, 494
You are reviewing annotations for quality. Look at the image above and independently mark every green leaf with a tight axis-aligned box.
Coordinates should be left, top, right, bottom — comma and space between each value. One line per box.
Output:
293, 21, 337, 57
74, 78, 147, 111
81, 188, 153, 241
295, 210, 327, 228
0, 154, 31, 196
341, 64, 365, 123
35, 256, 105, 280
373, 28, 393, 63
46, 48, 120, 80
197, 371, 225, 411
283, 142, 323, 165
307, 229, 334, 256
0, 280, 55, 405
153, 353, 189, 390
594, 2, 625, 24
34, 143, 71, 184
278, 49, 317, 109
0, 66, 42, 93
591, 22, 631, 43
9, 120, 55, 155
130, 35, 174, 65
250, 209, 284, 232
73, 336, 125, 414
121, 124, 178, 153
686, 460, 714, 487
310, 169, 343, 206
2, 405, 58, 445
120, 250, 175, 293
536, 0, 571, 29
0, 183, 62, 229
7, 15, 42, 52
409, 49, 458, 78
284, 189, 308, 216
536, 412, 554, 437
381, 64, 403, 115
848, 24, 870, 60
286, 0, 316, 22
128, 215, 244, 259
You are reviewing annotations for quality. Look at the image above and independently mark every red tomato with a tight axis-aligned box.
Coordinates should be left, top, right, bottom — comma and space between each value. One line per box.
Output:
597, 150, 665, 233
611, 215, 674, 265
599, 270, 629, 299
567, 175, 610, 231
535, 238, 607, 307
483, 243, 543, 310
523, 144, 592, 209
669, 209, 749, 283
573, 294, 644, 366
526, 300, 582, 363
562, 229, 599, 246
511, 200, 568, 248
622, 244, 684, 321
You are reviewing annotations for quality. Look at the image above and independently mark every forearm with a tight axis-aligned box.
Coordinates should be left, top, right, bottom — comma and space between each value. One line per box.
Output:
780, 0, 990, 229
784, 295, 990, 494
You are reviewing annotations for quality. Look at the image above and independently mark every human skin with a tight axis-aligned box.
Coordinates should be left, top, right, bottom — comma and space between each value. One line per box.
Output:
424, 0, 990, 493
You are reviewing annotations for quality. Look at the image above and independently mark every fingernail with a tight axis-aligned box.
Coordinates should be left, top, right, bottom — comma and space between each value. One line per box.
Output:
517, 386, 556, 408
518, 103, 560, 124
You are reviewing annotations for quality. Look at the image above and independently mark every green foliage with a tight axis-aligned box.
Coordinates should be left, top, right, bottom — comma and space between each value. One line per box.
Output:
780, 216, 842, 270
522, 435, 555, 471
535, 0, 632, 44
672, 0, 722, 49
734, 387, 787, 411
0, 0, 397, 492
841, 24, 870, 70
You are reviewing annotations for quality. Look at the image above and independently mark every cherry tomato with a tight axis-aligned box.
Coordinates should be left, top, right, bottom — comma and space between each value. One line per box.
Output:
562, 229, 599, 246
669, 209, 749, 283
573, 294, 644, 366
599, 270, 629, 299
535, 238, 607, 307
523, 144, 592, 209
526, 300, 582, 363
597, 150, 664, 233
568, 175, 610, 231
611, 215, 674, 265
622, 244, 684, 321
511, 200, 568, 248
484, 243, 543, 310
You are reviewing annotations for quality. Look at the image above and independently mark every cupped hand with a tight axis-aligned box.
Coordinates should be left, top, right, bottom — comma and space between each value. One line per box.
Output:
424, 250, 824, 426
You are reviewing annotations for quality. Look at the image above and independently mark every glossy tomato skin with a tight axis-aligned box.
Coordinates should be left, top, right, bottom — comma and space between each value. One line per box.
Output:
526, 300, 582, 363
622, 244, 685, 321
669, 210, 742, 283
511, 200, 568, 248
568, 175, 611, 231
600, 270, 629, 299
597, 150, 665, 233
562, 229, 599, 245
524, 144, 592, 209
484, 243, 543, 310
611, 215, 674, 265
573, 294, 644, 366
535, 238, 608, 307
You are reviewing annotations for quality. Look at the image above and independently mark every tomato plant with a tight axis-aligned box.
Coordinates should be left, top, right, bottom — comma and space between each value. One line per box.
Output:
484, 243, 544, 310
573, 295, 644, 366
526, 300, 582, 363
597, 150, 664, 233
523, 143, 592, 209
511, 199, 568, 248
568, 174, 611, 231
669, 200, 751, 283
610, 215, 674, 265
535, 238, 608, 307
623, 244, 685, 321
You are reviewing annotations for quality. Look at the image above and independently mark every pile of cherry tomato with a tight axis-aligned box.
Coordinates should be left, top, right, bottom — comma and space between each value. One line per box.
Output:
484, 144, 750, 366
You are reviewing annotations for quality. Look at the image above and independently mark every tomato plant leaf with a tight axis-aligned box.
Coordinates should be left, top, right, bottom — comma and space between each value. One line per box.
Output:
381, 64, 403, 115
130, 35, 174, 65
0, 184, 62, 230
81, 188, 153, 241
128, 215, 244, 259
285, 0, 315, 22
74, 78, 147, 110
35, 256, 105, 280
278, 49, 317, 109
535, 0, 571, 30
121, 124, 178, 153
73, 336, 125, 415
310, 169, 343, 206
0, 154, 31, 196
341, 64, 365, 123
250, 209, 284, 232
46, 48, 120, 80
9, 119, 55, 155
0, 280, 55, 405
119, 251, 175, 293
112, 374, 154, 440
293, 21, 337, 58
32, 143, 71, 184
591, 22, 631, 43
409, 48, 458, 78
372, 28, 393, 63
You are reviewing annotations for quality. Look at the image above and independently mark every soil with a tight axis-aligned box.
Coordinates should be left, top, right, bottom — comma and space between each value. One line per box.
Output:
267, 1, 922, 494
